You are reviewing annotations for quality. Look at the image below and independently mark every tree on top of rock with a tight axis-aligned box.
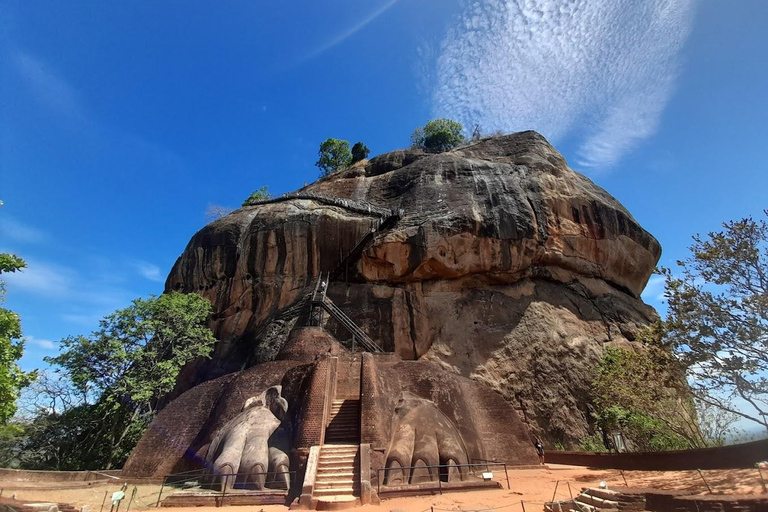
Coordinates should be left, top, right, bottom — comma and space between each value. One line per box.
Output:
242, 186, 270, 206
351, 142, 370, 163
411, 119, 466, 153
316, 138, 352, 176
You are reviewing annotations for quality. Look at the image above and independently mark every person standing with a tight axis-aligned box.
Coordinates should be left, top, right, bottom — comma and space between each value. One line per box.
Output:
534, 438, 545, 465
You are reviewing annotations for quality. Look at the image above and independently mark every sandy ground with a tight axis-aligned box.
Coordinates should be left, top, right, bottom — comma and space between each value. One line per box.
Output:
2, 465, 766, 512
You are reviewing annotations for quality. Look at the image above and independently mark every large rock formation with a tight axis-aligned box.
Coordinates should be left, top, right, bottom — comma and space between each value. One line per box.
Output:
164, 131, 660, 446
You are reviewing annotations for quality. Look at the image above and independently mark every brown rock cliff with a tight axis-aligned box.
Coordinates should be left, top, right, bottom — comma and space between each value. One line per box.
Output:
166, 131, 660, 444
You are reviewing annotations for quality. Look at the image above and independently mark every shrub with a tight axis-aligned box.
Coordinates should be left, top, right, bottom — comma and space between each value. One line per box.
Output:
242, 186, 270, 206
411, 119, 465, 153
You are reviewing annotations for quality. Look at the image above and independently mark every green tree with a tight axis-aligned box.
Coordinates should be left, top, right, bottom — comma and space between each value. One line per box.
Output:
0, 253, 36, 424
660, 211, 768, 432
44, 292, 217, 469
592, 343, 707, 450
242, 186, 271, 206
316, 138, 352, 176
351, 142, 370, 163
410, 119, 466, 153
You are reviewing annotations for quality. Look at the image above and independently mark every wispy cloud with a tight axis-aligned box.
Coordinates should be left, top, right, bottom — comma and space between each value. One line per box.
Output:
4, 257, 138, 310
8, 49, 184, 174
27, 336, 56, 351
433, 0, 694, 170
0, 217, 47, 244
132, 261, 164, 283
3, 259, 74, 298
13, 52, 85, 122
303, 0, 400, 61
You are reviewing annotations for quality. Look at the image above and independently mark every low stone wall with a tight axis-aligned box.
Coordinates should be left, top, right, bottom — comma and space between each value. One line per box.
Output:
546, 439, 768, 470
0, 468, 121, 482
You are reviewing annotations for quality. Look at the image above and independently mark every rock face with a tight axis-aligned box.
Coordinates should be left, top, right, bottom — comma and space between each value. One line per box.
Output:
166, 131, 660, 445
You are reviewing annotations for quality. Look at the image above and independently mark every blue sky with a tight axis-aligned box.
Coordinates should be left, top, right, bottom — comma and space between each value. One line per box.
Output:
1, 0, 767, 391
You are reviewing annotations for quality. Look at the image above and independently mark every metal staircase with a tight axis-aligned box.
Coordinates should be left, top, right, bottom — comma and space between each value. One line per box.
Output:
329, 210, 400, 281
310, 274, 383, 353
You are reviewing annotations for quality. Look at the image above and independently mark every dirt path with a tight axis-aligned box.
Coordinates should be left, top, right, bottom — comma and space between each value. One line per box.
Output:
2, 465, 765, 512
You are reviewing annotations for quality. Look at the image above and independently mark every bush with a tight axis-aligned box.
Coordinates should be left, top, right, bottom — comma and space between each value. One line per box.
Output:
316, 138, 352, 176
351, 142, 370, 163
242, 186, 270, 206
411, 119, 465, 153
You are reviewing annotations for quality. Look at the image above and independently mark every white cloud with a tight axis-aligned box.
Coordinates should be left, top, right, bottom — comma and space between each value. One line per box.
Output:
27, 336, 56, 351
641, 274, 666, 304
433, 0, 694, 170
303, 0, 400, 61
132, 261, 164, 283
3, 260, 74, 298
0, 217, 47, 244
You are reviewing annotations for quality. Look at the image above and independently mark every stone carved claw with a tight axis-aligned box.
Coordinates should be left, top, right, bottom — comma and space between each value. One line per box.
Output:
384, 392, 469, 486
206, 386, 291, 491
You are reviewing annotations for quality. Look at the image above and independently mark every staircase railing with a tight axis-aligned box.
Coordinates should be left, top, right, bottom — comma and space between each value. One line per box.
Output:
329, 210, 401, 281
311, 273, 383, 353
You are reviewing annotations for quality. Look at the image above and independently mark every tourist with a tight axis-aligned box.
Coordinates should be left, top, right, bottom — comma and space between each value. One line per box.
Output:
535, 438, 545, 465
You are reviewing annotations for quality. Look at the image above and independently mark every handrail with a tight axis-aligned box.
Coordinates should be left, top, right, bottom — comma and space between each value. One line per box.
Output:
329, 210, 401, 281
311, 295, 383, 353
376, 462, 510, 497
156, 469, 297, 507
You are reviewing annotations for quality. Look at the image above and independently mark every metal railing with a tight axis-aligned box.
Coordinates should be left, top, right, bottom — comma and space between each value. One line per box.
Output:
310, 273, 383, 353
155, 469, 296, 507
376, 461, 510, 496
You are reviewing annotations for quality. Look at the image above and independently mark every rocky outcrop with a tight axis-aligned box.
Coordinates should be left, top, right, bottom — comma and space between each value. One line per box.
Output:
165, 131, 660, 444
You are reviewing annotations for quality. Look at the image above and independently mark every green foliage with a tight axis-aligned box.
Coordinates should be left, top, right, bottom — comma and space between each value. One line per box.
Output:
578, 433, 608, 453
410, 119, 465, 153
37, 292, 218, 469
659, 210, 768, 432
0, 253, 35, 424
316, 138, 352, 176
351, 142, 370, 163
242, 186, 271, 206
592, 345, 707, 450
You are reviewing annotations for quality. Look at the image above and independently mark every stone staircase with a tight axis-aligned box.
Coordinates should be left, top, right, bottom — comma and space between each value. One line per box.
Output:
311, 398, 362, 509
324, 399, 360, 444
546, 487, 645, 512
313, 444, 360, 509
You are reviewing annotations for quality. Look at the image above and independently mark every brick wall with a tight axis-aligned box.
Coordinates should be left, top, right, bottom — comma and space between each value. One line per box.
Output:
335, 354, 362, 399
295, 358, 330, 450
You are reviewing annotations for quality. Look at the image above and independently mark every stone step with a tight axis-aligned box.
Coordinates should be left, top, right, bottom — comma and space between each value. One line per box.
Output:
572, 501, 596, 512
321, 447, 358, 453
325, 429, 359, 435
324, 437, 360, 443
577, 494, 619, 509
319, 459, 356, 465
319, 451, 356, 458
315, 470, 355, 478
315, 479, 356, 489
582, 489, 625, 503
313, 487, 358, 496
319, 456, 356, 463
318, 464, 356, 472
